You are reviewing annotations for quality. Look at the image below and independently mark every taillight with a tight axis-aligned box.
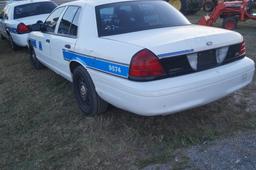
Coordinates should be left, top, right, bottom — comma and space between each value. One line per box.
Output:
129, 49, 165, 81
239, 41, 246, 56
17, 23, 30, 34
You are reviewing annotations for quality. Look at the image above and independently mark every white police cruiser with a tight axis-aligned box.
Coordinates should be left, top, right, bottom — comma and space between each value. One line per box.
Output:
25, 0, 255, 116
0, 0, 56, 50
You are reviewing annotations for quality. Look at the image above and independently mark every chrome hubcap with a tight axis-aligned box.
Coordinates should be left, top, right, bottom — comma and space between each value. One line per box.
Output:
79, 82, 88, 101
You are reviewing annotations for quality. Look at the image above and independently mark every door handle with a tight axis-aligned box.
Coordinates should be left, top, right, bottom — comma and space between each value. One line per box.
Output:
65, 44, 71, 49
46, 39, 50, 43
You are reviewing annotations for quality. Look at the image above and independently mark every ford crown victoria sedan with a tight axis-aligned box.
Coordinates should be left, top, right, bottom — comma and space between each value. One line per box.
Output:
23, 0, 255, 116
0, 0, 56, 50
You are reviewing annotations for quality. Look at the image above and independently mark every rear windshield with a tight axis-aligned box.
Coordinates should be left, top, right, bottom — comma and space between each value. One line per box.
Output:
96, 1, 190, 36
14, 2, 57, 19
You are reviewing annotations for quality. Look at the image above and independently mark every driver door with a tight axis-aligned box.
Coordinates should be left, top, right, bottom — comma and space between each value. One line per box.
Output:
35, 7, 66, 67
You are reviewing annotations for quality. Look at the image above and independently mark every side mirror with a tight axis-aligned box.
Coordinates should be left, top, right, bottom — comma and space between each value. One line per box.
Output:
37, 20, 43, 24
27, 20, 46, 32
40, 23, 47, 32
30, 21, 42, 31
34, 20, 47, 32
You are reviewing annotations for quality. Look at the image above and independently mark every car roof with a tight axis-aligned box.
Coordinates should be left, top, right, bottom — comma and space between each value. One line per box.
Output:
60, 0, 141, 7
7, 0, 53, 7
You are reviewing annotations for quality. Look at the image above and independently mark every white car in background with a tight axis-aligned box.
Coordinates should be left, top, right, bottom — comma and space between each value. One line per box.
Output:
0, 0, 56, 50
24, 0, 255, 116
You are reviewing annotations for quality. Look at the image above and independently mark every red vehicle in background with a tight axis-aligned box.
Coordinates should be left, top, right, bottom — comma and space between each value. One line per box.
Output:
199, 0, 256, 30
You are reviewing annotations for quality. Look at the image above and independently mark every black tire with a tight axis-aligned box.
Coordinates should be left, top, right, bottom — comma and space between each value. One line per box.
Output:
73, 66, 108, 116
9, 35, 19, 51
222, 16, 238, 30
247, 0, 254, 14
29, 45, 45, 69
203, 1, 215, 12
181, 0, 203, 15
0, 34, 5, 40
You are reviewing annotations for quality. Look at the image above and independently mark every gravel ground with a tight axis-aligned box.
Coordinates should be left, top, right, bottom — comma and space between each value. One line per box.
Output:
186, 131, 256, 170
143, 131, 256, 170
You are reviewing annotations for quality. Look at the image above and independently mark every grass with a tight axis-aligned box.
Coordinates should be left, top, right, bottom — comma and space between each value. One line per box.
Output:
0, 12, 256, 169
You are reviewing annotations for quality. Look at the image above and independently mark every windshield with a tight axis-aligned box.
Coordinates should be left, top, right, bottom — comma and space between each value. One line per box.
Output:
14, 2, 57, 19
96, 0, 190, 36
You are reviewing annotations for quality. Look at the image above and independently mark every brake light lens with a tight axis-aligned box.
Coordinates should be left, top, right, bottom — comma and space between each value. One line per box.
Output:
129, 49, 165, 81
17, 23, 30, 34
239, 41, 246, 56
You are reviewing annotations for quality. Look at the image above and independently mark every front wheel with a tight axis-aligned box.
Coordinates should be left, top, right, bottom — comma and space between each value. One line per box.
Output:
222, 17, 238, 30
73, 66, 108, 116
29, 46, 45, 69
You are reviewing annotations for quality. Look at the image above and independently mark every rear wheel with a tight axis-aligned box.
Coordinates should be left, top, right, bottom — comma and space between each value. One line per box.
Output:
222, 17, 238, 30
29, 45, 45, 69
9, 35, 19, 51
73, 66, 108, 116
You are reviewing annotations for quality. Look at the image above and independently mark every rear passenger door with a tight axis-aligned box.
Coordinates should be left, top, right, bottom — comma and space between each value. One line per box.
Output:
50, 6, 80, 78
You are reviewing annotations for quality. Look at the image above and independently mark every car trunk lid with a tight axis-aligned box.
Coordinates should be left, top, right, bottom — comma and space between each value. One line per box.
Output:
102, 25, 242, 56
103, 25, 244, 80
15, 14, 49, 25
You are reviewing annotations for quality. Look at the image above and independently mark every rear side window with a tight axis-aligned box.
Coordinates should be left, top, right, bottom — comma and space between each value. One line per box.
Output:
96, 1, 190, 36
58, 6, 80, 37
44, 7, 65, 33
14, 2, 57, 19
69, 8, 80, 36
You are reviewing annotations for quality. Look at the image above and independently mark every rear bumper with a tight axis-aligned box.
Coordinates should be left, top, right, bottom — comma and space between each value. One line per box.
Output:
10, 33, 28, 47
90, 57, 255, 116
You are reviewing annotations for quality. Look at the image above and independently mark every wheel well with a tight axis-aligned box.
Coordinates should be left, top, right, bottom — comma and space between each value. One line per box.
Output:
70, 61, 83, 73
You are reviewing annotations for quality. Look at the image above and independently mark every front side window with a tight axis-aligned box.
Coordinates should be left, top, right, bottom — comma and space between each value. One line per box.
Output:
58, 6, 80, 36
14, 2, 57, 19
45, 7, 65, 33
96, 1, 190, 36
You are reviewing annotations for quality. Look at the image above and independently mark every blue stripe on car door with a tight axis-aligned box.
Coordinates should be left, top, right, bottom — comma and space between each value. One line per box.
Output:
63, 50, 129, 78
